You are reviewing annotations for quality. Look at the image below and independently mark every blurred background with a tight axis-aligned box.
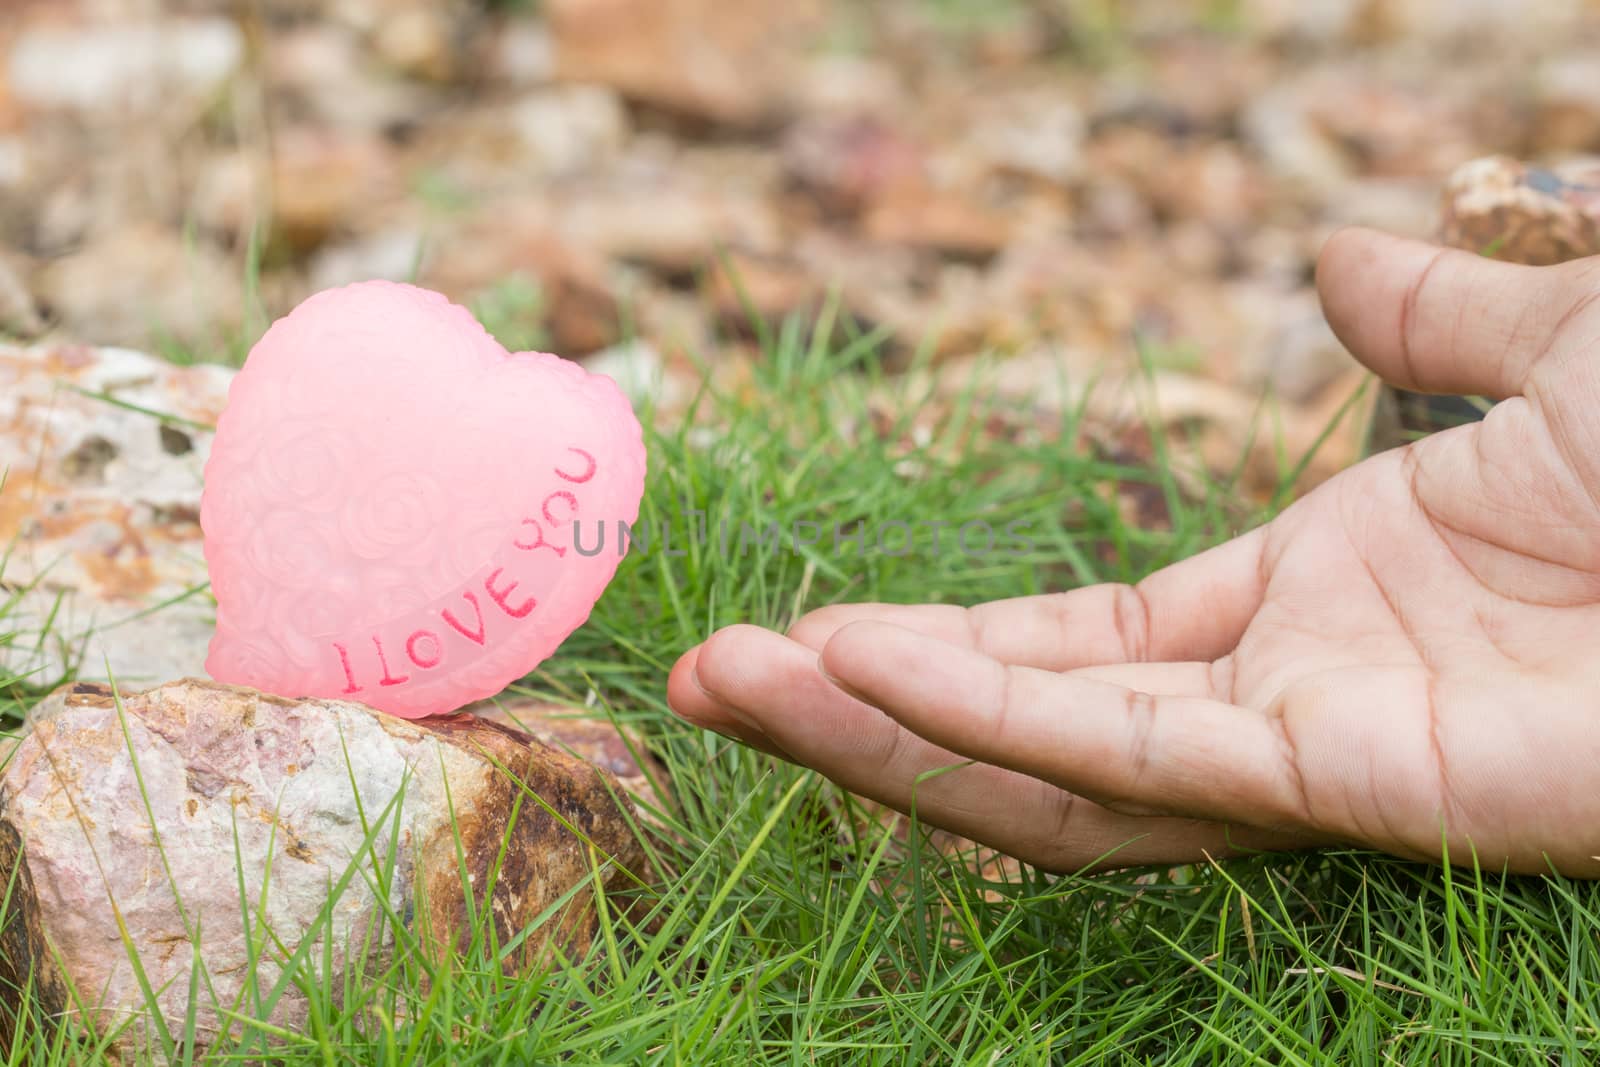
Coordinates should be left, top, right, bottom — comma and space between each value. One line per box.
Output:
3, 0, 1600, 487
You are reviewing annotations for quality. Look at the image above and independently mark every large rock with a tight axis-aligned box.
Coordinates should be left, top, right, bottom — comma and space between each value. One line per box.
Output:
475, 695, 669, 817
546, 0, 823, 125
0, 679, 647, 1058
0, 342, 229, 690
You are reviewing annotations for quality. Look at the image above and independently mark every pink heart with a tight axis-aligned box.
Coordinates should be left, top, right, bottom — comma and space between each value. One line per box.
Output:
201, 281, 646, 719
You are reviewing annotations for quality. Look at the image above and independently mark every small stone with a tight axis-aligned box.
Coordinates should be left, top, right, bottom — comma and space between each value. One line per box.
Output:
556, 177, 782, 276
1239, 82, 1352, 194
34, 224, 243, 350
267, 24, 429, 132
706, 249, 819, 326
6, 18, 243, 116
190, 151, 259, 240
0, 247, 42, 337
1227, 283, 1354, 403
862, 182, 1012, 262
1235, 0, 1370, 41
423, 211, 623, 356
0, 135, 25, 189
1382, 0, 1589, 43
1531, 55, 1600, 156
781, 115, 925, 217
372, 6, 457, 83
546, 0, 821, 125
270, 130, 398, 255
962, 89, 1084, 187
0, 679, 646, 1060
309, 228, 430, 291
580, 338, 699, 415
491, 20, 557, 85
790, 54, 905, 117
1320, 177, 1438, 240
512, 85, 630, 177
1439, 155, 1600, 266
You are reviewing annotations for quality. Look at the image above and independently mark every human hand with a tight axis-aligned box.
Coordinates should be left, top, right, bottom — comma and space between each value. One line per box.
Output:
667, 228, 1600, 877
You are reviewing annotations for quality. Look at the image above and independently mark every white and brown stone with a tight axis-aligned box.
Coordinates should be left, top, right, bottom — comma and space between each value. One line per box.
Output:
0, 678, 648, 1059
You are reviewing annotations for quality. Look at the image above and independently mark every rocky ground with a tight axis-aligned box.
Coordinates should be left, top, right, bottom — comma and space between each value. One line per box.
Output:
6, 9, 1600, 1048
4, 0, 1599, 495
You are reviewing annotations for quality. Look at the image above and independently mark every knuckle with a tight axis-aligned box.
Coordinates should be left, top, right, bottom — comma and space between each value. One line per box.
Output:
1111, 583, 1153, 662
1123, 689, 1160, 791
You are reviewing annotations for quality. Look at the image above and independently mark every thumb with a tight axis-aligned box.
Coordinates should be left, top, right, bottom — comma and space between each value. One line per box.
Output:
1316, 227, 1588, 400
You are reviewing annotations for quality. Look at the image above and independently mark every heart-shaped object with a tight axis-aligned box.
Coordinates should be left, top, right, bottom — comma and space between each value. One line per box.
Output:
201, 281, 646, 719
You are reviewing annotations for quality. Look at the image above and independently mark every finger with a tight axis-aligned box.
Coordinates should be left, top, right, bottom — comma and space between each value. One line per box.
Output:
788, 527, 1268, 669
678, 625, 1311, 870
1316, 227, 1585, 399
667, 646, 798, 760
820, 622, 1312, 830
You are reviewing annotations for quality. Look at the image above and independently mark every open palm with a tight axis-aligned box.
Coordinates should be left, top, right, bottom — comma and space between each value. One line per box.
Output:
668, 229, 1600, 876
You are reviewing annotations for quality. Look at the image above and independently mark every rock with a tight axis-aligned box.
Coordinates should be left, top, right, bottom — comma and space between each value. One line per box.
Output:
511, 85, 630, 177
1086, 128, 1268, 229
1240, 0, 1587, 44
489, 19, 557, 86
862, 182, 1013, 262
1439, 155, 1600, 265
472, 696, 668, 815
781, 115, 926, 218
1133, 38, 1276, 133
309, 227, 430, 291
789, 54, 905, 118
190, 151, 260, 241
0, 342, 230, 690
33, 224, 243, 350
1242, 67, 1489, 207
1319, 176, 1438, 240
579, 338, 697, 416
1235, 0, 1380, 42
0, 678, 646, 1059
0, 134, 25, 190
0, 247, 42, 337
1238, 81, 1354, 195
788, 231, 936, 349
1531, 56, 1600, 156
926, 347, 1364, 498
706, 249, 819, 327
6, 17, 243, 117
960, 87, 1084, 187
545, 0, 822, 125
423, 210, 623, 355
371, 6, 458, 83
269, 129, 404, 256
1379, 0, 1589, 43
1226, 283, 1354, 403
556, 176, 782, 276
266, 24, 431, 133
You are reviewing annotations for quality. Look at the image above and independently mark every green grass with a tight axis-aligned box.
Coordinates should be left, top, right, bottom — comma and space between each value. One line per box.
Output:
3, 310, 1600, 1064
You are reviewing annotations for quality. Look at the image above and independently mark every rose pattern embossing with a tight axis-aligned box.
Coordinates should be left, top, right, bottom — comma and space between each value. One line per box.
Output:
201, 281, 646, 718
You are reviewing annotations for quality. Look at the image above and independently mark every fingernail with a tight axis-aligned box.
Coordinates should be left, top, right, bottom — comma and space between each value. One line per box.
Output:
692, 666, 771, 738
690, 664, 718, 702
688, 670, 794, 761
817, 657, 868, 704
